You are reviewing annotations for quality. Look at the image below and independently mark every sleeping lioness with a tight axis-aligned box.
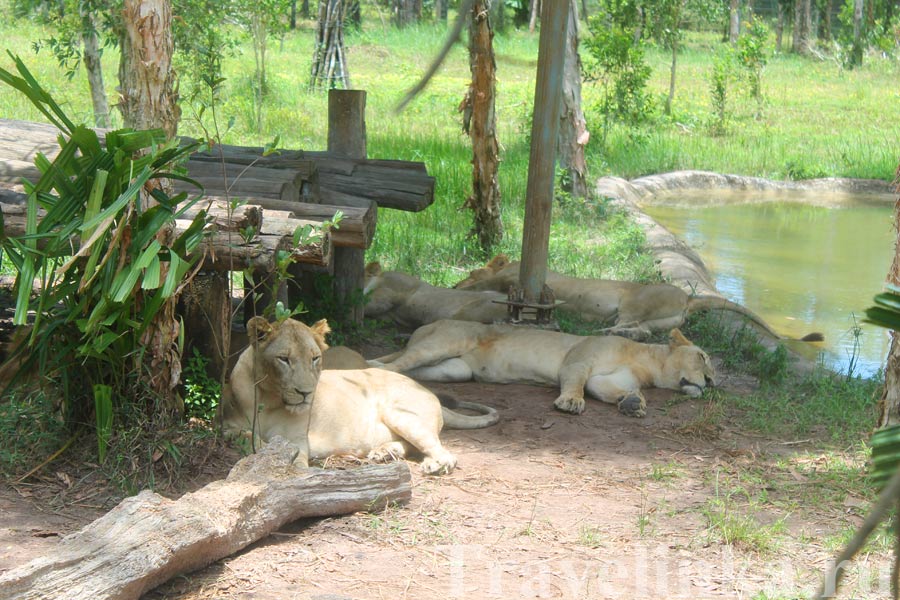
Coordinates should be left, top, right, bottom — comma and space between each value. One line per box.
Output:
221, 317, 499, 475
455, 257, 823, 342
370, 320, 715, 417
363, 261, 509, 328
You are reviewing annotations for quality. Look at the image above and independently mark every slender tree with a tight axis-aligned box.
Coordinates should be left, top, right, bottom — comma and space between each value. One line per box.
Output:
13, 0, 112, 127
557, 0, 588, 199
460, 0, 503, 253
309, 0, 351, 90
793, 0, 812, 54
118, 0, 183, 407
729, 0, 740, 42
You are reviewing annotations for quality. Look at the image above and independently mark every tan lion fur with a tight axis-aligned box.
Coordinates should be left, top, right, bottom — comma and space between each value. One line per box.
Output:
455, 257, 822, 342
221, 317, 497, 475
371, 320, 716, 417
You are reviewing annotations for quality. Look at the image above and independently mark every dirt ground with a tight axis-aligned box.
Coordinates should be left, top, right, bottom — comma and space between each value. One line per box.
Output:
0, 350, 890, 600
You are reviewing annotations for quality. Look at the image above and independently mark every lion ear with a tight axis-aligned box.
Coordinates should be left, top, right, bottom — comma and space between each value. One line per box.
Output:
247, 317, 274, 348
310, 319, 331, 351
669, 328, 693, 348
364, 261, 383, 277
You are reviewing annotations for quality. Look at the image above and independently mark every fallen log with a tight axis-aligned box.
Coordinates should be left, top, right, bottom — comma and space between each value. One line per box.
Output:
0, 437, 412, 600
0, 202, 332, 271
236, 196, 377, 250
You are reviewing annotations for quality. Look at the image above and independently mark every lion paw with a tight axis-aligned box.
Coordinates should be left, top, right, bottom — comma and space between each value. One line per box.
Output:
554, 395, 586, 415
617, 393, 646, 418
421, 452, 457, 476
367, 442, 406, 464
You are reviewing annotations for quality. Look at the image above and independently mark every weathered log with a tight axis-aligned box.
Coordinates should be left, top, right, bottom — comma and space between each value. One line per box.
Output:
0, 205, 332, 271
0, 437, 412, 600
203, 195, 375, 249
192, 143, 434, 212
179, 160, 312, 203
0, 119, 435, 212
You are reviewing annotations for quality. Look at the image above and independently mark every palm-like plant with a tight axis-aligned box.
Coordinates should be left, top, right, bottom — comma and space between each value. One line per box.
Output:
0, 53, 208, 448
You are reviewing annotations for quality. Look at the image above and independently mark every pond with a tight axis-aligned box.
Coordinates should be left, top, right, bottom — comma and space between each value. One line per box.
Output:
641, 189, 896, 378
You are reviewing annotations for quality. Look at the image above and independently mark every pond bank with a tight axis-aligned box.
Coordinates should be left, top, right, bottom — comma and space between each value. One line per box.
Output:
595, 171, 896, 373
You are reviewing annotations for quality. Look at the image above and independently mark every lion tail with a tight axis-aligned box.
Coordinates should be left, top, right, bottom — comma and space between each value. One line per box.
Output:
686, 296, 824, 343
437, 394, 499, 429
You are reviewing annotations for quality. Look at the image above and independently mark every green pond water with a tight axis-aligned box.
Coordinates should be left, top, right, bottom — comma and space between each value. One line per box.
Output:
641, 189, 896, 378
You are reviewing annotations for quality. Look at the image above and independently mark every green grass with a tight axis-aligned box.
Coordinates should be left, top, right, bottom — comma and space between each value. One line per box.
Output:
2, 11, 899, 286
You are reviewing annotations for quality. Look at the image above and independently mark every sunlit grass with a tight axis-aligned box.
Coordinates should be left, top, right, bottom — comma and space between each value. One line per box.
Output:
2, 9, 899, 283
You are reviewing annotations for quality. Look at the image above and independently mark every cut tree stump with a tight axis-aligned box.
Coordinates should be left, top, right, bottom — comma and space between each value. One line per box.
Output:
0, 437, 412, 600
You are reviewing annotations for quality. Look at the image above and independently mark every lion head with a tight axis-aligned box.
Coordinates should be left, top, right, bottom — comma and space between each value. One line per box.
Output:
664, 329, 716, 398
246, 316, 331, 414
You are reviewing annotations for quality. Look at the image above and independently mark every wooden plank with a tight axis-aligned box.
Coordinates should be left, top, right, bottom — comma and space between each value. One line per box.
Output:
0, 437, 411, 600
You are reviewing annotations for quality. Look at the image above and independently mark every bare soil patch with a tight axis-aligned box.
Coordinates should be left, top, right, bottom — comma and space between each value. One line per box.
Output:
0, 350, 887, 599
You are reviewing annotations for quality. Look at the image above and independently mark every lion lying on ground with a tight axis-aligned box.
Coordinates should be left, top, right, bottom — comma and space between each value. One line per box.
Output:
363, 262, 509, 328
454, 257, 823, 342
220, 317, 498, 475
369, 320, 715, 417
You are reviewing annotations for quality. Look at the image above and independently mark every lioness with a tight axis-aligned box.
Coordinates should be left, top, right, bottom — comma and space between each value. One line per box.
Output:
455, 258, 822, 341
370, 320, 715, 417
363, 262, 509, 328
221, 317, 499, 475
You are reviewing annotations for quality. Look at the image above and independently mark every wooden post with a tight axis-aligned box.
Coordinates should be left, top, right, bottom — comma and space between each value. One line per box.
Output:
519, 0, 568, 302
325, 89, 369, 323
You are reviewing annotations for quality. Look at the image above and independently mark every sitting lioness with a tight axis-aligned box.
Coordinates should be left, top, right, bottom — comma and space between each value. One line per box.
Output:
363, 262, 510, 328
221, 317, 499, 475
455, 257, 823, 342
370, 320, 715, 417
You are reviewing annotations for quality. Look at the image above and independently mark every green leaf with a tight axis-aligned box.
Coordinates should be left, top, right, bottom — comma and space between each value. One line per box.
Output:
142, 256, 161, 290
94, 384, 113, 464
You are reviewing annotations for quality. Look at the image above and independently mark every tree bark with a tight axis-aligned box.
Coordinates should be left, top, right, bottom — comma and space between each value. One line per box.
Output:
851, 0, 864, 66
776, 0, 785, 51
118, 0, 183, 408
878, 176, 900, 427
529, 0, 540, 32
80, 8, 110, 128
729, 0, 740, 43
0, 438, 412, 600
118, 0, 180, 139
310, 0, 351, 90
557, 0, 588, 200
793, 0, 812, 55
461, 0, 503, 254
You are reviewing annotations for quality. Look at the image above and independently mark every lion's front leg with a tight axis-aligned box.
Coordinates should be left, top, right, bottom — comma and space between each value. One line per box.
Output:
554, 362, 592, 414
584, 369, 646, 418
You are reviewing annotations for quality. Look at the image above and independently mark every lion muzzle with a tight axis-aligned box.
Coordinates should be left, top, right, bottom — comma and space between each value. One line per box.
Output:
283, 389, 314, 413
679, 378, 706, 398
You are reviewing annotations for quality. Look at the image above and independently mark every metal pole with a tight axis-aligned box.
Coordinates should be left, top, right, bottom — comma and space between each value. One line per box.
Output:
519, 0, 568, 302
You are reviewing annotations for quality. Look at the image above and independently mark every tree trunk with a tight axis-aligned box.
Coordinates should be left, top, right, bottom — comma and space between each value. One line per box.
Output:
118, 0, 182, 408
851, 0, 864, 66
461, 0, 503, 254
118, 0, 179, 139
878, 175, 900, 427
821, 0, 832, 42
557, 0, 588, 200
0, 438, 412, 600
729, 0, 740, 43
793, 0, 811, 54
310, 0, 351, 90
301, 0, 310, 19
291, 0, 297, 28
776, 1, 784, 51
394, 0, 418, 26
665, 35, 678, 115
80, 8, 110, 128
529, 0, 539, 32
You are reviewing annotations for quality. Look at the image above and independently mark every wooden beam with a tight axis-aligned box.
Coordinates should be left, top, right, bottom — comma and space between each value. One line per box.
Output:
519, 0, 568, 302
0, 437, 411, 600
